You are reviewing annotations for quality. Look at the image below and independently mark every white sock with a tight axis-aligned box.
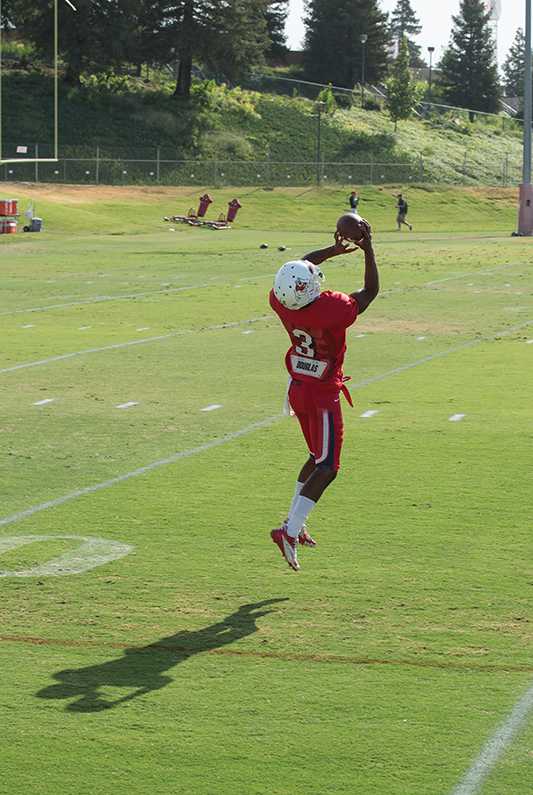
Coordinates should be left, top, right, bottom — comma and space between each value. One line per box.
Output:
287, 496, 316, 539
287, 481, 304, 518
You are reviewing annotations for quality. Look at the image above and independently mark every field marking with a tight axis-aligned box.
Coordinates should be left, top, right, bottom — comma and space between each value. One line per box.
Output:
201, 404, 222, 412
0, 282, 216, 317
33, 398, 55, 407
115, 401, 139, 410
0, 316, 270, 376
1, 260, 526, 319
527, 339, 533, 345
450, 681, 533, 795
360, 410, 379, 418
1, 631, 533, 675
0, 535, 133, 577
0, 416, 279, 530
449, 413, 466, 422
1, 315, 532, 533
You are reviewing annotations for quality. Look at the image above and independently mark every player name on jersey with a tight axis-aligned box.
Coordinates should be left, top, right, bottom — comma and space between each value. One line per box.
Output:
290, 355, 329, 379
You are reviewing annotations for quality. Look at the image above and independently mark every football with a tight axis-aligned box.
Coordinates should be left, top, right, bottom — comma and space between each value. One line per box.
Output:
336, 213, 368, 243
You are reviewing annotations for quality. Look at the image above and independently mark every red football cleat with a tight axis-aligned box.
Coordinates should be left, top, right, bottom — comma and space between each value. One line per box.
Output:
298, 527, 317, 547
271, 528, 300, 571
283, 519, 317, 548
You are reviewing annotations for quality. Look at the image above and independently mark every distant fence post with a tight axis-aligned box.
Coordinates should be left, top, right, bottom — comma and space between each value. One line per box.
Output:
462, 150, 468, 184
213, 160, 218, 186
156, 146, 160, 182
35, 143, 39, 183
418, 156, 424, 182
370, 154, 374, 185
95, 145, 100, 184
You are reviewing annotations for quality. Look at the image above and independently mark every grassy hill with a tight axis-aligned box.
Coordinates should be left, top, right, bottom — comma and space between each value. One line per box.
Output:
2, 71, 525, 186
0, 183, 521, 237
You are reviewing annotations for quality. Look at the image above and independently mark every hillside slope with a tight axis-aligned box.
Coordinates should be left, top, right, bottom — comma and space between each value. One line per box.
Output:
3, 72, 524, 186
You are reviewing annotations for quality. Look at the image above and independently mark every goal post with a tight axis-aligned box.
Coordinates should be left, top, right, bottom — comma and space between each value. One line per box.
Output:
0, 0, 59, 166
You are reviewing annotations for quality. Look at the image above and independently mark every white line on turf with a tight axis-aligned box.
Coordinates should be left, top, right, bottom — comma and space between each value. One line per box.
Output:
527, 339, 533, 345
115, 402, 139, 409
0, 316, 270, 376
450, 681, 533, 795
449, 414, 466, 422
0, 416, 279, 529
21, 324, 35, 329
0, 282, 215, 317
1, 260, 525, 319
201, 404, 222, 412
33, 398, 55, 406
0, 535, 133, 578
1, 316, 532, 531
360, 410, 379, 418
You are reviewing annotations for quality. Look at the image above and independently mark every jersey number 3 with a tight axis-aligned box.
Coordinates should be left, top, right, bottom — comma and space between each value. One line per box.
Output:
293, 329, 315, 358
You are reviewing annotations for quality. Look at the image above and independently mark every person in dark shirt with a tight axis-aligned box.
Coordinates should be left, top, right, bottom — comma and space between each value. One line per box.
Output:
396, 193, 412, 231
348, 190, 360, 213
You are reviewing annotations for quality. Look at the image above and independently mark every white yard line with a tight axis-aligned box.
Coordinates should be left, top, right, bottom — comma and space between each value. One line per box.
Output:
2, 318, 532, 530
0, 282, 215, 317
1, 261, 526, 319
33, 398, 55, 407
115, 401, 139, 409
450, 682, 533, 795
201, 404, 222, 412
449, 414, 466, 422
0, 416, 280, 529
360, 410, 379, 418
0, 316, 270, 376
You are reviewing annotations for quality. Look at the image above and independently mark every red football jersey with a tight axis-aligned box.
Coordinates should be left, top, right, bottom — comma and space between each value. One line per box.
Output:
269, 289, 358, 388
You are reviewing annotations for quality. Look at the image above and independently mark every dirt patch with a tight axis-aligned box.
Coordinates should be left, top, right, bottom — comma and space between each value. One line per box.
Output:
0, 182, 200, 205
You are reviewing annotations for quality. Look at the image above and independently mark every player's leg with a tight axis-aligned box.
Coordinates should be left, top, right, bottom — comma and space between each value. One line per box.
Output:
286, 401, 344, 540
271, 396, 315, 570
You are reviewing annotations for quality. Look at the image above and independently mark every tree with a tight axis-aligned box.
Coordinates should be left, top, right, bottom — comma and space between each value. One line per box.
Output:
439, 0, 501, 114
385, 36, 419, 130
162, 0, 272, 97
390, 0, 424, 68
303, 0, 391, 88
265, 0, 288, 60
502, 28, 526, 97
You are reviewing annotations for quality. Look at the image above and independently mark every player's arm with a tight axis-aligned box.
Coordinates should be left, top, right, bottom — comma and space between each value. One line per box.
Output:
303, 238, 358, 266
350, 231, 379, 315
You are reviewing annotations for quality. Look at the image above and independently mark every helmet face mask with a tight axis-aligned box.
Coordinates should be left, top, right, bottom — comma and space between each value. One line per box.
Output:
273, 260, 324, 309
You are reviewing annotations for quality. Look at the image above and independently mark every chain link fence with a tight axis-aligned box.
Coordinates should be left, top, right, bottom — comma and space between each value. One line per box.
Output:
0, 144, 525, 187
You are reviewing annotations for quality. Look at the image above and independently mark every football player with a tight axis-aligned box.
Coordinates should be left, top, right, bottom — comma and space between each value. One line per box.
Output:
269, 222, 379, 571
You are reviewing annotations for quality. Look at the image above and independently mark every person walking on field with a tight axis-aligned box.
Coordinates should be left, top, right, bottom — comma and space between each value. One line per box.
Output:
348, 190, 360, 213
269, 222, 379, 571
396, 193, 412, 231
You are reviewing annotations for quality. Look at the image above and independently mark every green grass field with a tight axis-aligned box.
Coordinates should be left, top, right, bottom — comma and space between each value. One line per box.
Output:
1, 185, 533, 795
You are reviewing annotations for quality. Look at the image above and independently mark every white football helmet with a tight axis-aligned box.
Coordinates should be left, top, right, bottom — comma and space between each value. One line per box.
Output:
273, 260, 324, 309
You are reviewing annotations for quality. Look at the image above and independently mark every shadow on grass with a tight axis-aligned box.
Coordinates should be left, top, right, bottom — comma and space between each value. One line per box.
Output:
36, 599, 287, 713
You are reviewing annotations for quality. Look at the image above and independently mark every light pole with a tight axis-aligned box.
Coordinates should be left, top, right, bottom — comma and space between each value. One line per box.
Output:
427, 46, 435, 101
360, 34, 368, 107
518, 0, 533, 235
315, 101, 326, 187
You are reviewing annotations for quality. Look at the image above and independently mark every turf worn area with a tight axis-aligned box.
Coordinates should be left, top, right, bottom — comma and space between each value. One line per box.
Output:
1, 185, 533, 794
